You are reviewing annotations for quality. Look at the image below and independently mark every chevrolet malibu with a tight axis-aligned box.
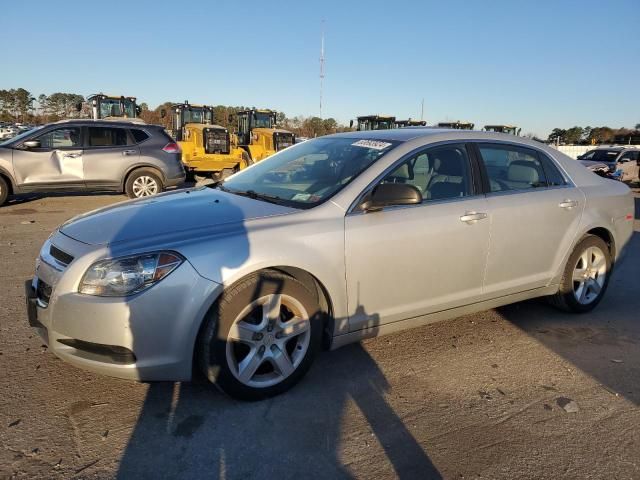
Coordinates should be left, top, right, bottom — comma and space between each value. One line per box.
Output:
26, 129, 635, 400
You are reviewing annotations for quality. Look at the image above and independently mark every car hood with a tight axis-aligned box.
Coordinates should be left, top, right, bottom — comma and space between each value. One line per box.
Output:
59, 187, 298, 246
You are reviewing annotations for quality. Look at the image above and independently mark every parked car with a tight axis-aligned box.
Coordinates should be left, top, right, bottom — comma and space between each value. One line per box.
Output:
0, 125, 19, 140
577, 146, 640, 182
0, 120, 185, 206
25, 130, 634, 400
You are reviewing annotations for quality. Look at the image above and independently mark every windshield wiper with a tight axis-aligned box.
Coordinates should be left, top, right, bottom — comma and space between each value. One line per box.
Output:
218, 186, 285, 205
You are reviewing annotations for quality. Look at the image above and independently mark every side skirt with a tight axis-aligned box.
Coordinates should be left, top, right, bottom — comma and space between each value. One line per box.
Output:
329, 285, 559, 350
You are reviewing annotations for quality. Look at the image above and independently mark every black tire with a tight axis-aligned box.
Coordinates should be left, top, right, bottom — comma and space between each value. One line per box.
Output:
124, 168, 163, 199
0, 176, 8, 206
549, 235, 612, 313
198, 270, 323, 400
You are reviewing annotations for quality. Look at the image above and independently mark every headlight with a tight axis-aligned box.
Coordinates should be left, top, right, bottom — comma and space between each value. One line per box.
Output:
79, 252, 183, 296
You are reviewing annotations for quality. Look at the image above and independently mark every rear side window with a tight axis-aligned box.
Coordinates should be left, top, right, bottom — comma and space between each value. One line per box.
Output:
537, 152, 567, 186
478, 144, 546, 192
382, 144, 472, 201
87, 127, 129, 147
131, 129, 150, 143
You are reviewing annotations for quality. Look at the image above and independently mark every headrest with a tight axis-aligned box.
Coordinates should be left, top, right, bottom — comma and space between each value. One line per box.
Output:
434, 149, 464, 176
508, 161, 539, 184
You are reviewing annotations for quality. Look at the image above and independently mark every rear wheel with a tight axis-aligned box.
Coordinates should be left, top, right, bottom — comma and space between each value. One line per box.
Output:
549, 235, 611, 313
0, 176, 8, 206
125, 169, 163, 199
198, 271, 322, 400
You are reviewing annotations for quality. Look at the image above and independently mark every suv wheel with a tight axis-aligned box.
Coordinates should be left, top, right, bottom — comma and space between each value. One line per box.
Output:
198, 271, 323, 400
125, 169, 163, 199
0, 176, 8, 206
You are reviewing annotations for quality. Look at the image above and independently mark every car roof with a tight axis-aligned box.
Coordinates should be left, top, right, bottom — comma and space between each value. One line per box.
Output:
328, 127, 528, 143
50, 119, 160, 128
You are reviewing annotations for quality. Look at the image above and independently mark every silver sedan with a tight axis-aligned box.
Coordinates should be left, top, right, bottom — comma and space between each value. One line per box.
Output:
26, 129, 635, 400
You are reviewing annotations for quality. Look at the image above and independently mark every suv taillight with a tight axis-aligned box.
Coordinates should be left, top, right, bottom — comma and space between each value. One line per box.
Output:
162, 142, 181, 153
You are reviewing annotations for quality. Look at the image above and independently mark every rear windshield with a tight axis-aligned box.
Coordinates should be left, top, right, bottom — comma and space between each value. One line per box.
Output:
581, 150, 619, 162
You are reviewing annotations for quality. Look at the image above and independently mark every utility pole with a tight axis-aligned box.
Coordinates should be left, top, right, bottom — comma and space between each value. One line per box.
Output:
420, 98, 424, 121
319, 20, 325, 119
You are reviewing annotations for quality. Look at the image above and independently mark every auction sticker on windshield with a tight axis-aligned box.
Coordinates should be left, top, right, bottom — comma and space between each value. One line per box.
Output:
351, 139, 393, 150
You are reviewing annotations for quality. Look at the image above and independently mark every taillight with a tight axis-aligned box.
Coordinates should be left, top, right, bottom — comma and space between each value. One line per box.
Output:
162, 142, 181, 153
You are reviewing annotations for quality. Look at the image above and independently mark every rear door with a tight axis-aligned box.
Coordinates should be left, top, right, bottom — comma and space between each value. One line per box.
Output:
12, 126, 84, 188
475, 143, 584, 297
82, 126, 139, 188
617, 150, 639, 182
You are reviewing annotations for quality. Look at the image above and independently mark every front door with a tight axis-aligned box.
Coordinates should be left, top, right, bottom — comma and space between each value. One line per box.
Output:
345, 143, 491, 331
475, 143, 584, 297
12, 126, 84, 188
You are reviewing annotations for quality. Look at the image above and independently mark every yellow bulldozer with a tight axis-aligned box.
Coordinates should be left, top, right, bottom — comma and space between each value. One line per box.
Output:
394, 119, 427, 128
168, 101, 250, 180
353, 115, 396, 131
436, 121, 475, 130
483, 124, 521, 136
235, 109, 296, 162
84, 93, 142, 121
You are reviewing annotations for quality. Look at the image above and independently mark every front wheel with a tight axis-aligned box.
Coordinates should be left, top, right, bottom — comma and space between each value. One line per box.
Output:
198, 271, 323, 400
0, 176, 8, 206
549, 235, 611, 313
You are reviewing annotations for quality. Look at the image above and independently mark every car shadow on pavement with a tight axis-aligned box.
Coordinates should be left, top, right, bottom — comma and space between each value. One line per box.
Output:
497, 230, 640, 406
115, 342, 442, 480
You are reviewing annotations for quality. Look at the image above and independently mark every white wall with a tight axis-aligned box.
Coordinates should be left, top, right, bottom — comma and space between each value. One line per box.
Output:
550, 145, 593, 159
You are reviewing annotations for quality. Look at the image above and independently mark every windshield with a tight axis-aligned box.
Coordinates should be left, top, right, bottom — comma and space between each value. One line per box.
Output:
98, 98, 136, 118
0, 125, 45, 146
254, 112, 274, 128
183, 109, 209, 124
581, 150, 619, 162
123, 99, 136, 118
220, 137, 399, 208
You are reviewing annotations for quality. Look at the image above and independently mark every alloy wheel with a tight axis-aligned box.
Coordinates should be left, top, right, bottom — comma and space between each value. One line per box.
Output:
132, 176, 159, 197
226, 294, 311, 388
572, 245, 607, 305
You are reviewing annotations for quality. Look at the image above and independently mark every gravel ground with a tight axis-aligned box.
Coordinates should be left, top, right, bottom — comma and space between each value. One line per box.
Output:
1, 188, 639, 480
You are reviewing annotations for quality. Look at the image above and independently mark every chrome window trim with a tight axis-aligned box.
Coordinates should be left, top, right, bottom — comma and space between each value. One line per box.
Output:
346, 140, 478, 216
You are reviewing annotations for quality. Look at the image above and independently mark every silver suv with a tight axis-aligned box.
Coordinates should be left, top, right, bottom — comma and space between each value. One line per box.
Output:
0, 120, 185, 206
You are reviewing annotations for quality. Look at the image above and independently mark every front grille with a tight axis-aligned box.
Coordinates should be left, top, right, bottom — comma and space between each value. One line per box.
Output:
274, 132, 295, 151
204, 128, 230, 154
36, 279, 52, 305
50, 245, 74, 266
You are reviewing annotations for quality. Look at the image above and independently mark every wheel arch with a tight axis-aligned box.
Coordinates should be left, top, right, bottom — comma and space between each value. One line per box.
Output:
0, 168, 14, 195
121, 164, 166, 191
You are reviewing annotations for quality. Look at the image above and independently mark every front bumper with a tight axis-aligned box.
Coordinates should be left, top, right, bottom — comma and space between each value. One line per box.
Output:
25, 238, 220, 381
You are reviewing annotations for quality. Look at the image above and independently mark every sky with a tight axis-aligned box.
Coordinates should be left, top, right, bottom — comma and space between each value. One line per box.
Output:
1, 0, 638, 137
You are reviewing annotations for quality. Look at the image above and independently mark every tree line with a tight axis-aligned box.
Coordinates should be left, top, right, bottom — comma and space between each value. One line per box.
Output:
547, 124, 640, 145
0, 87, 351, 138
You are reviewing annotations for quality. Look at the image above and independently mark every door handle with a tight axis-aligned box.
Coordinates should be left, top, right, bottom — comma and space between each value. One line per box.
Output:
122, 150, 137, 156
460, 212, 488, 223
63, 153, 80, 158
559, 199, 578, 209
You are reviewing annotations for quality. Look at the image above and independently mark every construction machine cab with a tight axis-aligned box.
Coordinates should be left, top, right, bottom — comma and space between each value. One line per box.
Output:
436, 121, 475, 130
395, 119, 427, 128
86, 94, 141, 120
172, 101, 215, 141
236, 109, 295, 162
356, 115, 396, 131
483, 125, 521, 136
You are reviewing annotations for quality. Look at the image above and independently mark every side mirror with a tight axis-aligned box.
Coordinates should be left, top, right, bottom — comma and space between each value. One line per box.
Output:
160, 109, 167, 119
350, 119, 354, 129
228, 114, 233, 123
23, 140, 41, 149
361, 183, 422, 212
618, 158, 628, 163
75, 102, 83, 112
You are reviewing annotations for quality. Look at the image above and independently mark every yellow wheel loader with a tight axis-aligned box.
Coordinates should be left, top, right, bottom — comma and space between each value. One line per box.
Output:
169, 101, 250, 179
235, 109, 295, 162
395, 119, 427, 128
436, 121, 475, 130
483, 124, 521, 135
84, 93, 143, 121
353, 115, 396, 131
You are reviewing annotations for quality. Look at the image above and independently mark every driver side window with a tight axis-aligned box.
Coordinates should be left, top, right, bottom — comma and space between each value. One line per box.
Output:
382, 144, 472, 201
34, 127, 81, 149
